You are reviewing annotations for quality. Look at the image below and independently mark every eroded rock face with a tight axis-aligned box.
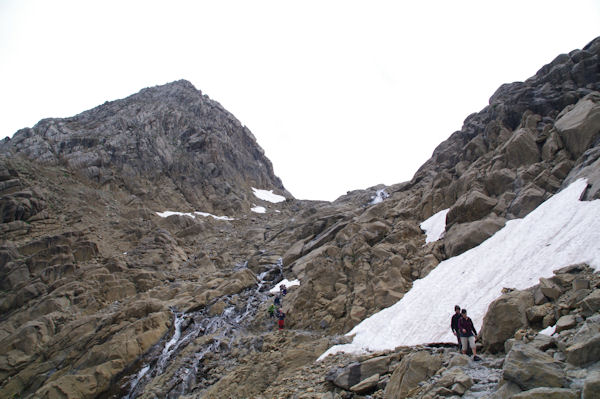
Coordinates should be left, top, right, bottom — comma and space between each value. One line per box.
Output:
0, 80, 289, 214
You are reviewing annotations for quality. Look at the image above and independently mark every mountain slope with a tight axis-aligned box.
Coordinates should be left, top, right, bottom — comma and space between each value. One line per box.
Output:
0, 37, 599, 398
0, 79, 289, 215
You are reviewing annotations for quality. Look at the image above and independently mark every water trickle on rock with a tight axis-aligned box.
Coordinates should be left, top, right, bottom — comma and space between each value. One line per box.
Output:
107, 259, 284, 398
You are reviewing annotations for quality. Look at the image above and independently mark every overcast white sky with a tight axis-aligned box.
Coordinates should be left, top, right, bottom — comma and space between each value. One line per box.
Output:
1, 1, 599, 201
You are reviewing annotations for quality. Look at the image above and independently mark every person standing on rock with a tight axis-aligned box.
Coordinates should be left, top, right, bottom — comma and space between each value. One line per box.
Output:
451, 305, 462, 351
280, 284, 287, 296
268, 303, 276, 318
274, 294, 281, 307
277, 309, 286, 330
458, 309, 480, 360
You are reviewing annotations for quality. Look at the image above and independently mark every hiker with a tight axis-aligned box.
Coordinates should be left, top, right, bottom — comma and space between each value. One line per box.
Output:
277, 309, 286, 330
451, 305, 462, 350
458, 309, 480, 360
274, 294, 281, 307
268, 303, 275, 318
280, 284, 287, 296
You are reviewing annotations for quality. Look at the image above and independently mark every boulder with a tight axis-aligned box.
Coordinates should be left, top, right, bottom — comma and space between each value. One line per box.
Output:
554, 92, 600, 158
446, 190, 498, 227
503, 128, 541, 168
481, 290, 534, 353
326, 362, 361, 390
434, 366, 474, 394
282, 238, 307, 267
502, 342, 567, 390
572, 278, 590, 291
444, 215, 506, 258
565, 335, 600, 366
350, 373, 379, 394
530, 334, 556, 352
526, 303, 554, 324
583, 370, 600, 399
580, 290, 600, 316
539, 277, 562, 300
508, 184, 546, 218
384, 351, 443, 399
485, 168, 517, 196
555, 315, 577, 333
542, 131, 565, 161
359, 355, 393, 378
511, 387, 579, 399
486, 380, 523, 399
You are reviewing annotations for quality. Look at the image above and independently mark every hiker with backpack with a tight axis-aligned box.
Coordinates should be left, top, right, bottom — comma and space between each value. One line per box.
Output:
277, 308, 286, 330
458, 309, 480, 360
451, 305, 462, 351
280, 284, 287, 296
268, 303, 276, 318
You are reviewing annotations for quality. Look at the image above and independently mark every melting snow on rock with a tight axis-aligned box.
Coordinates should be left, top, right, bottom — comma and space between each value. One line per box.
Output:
268, 278, 300, 294
251, 205, 266, 213
252, 187, 286, 203
156, 211, 234, 221
370, 189, 389, 205
539, 324, 557, 336
420, 208, 450, 243
319, 179, 600, 360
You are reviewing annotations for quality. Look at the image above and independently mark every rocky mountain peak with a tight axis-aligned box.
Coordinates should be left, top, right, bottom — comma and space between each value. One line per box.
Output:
0, 79, 289, 214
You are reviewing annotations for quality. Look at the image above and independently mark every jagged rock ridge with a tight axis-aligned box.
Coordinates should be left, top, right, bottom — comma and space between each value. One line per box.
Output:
0, 79, 289, 215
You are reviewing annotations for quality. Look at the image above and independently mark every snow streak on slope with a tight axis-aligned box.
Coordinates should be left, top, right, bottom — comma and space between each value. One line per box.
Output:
156, 211, 234, 221
252, 187, 286, 203
319, 179, 600, 359
421, 208, 450, 243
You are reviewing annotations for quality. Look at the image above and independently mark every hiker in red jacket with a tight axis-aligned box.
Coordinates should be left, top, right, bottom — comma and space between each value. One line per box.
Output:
277, 309, 286, 330
458, 309, 480, 360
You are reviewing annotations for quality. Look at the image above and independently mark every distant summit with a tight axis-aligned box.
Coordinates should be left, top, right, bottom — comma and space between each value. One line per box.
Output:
0, 80, 289, 213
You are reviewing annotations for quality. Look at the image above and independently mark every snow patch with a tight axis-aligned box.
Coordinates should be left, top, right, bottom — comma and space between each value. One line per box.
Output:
252, 187, 286, 203
269, 279, 300, 294
156, 211, 234, 221
539, 325, 556, 336
251, 205, 266, 213
370, 189, 389, 205
420, 209, 450, 243
319, 179, 600, 360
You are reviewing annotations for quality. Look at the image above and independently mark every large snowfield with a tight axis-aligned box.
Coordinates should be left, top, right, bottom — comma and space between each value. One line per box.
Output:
319, 179, 600, 360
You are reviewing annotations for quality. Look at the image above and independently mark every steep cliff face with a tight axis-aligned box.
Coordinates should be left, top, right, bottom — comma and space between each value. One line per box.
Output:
0, 80, 288, 214
0, 37, 599, 399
